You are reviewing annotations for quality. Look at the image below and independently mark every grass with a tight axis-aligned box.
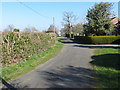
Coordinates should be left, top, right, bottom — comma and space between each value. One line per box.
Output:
1, 42, 64, 82
91, 48, 120, 88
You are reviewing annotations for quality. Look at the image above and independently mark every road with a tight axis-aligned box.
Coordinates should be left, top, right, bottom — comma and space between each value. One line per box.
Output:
3, 37, 95, 88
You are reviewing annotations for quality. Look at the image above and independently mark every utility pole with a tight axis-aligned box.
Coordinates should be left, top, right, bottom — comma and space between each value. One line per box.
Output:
53, 17, 55, 33
118, 1, 120, 36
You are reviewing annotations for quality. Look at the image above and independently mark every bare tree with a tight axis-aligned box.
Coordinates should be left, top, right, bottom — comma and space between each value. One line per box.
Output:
73, 23, 84, 36
31, 27, 38, 32
7, 24, 14, 31
23, 27, 31, 33
62, 11, 77, 35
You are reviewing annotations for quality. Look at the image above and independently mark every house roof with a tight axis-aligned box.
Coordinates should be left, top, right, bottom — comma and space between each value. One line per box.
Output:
111, 17, 120, 25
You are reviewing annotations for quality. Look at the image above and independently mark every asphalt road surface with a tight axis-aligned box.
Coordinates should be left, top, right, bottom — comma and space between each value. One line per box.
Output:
3, 37, 95, 88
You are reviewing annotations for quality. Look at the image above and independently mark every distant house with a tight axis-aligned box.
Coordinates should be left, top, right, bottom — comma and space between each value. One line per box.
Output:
111, 17, 120, 28
46, 24, 56, 33
111, 17, 120, 35
118, 21, 120, 28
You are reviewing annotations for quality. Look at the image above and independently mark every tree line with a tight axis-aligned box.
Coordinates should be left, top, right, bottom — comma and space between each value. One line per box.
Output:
61, 2, 120, 36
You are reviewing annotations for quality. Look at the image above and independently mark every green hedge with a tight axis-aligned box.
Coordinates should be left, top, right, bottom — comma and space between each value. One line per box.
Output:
74, 36, 120, 44
65, 34, 74, 38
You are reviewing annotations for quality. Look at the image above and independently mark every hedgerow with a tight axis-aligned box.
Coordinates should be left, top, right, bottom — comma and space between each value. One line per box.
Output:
74, 36, 120, 44
1, 31, 57, 67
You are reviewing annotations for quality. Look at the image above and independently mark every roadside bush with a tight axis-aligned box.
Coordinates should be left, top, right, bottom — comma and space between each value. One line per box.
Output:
65, 34, 70, 37
74, 36, 120, 44
70, 34, 74, 38
1, 31, 57, 67
65, 34, 74, 38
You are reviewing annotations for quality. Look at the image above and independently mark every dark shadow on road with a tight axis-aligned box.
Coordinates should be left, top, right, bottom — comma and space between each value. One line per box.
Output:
73, 45, 120, 49
62, 41, 76, 44
0, 77, 29, 89
59, 37, 76, 44
39, 65, 94, 88
0, 77, 17, 90
90, 54, 120, 70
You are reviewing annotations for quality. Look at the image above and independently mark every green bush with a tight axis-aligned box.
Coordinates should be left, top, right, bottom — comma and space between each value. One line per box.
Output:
70, 34, 74, 38
65, 34, 74, 38
1, 32, 57, 67
65, 34, 70, 37
74, 36, 120, 44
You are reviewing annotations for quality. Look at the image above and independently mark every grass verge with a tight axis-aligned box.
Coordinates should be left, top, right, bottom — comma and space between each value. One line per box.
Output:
2, 42, 64, 82
91, 48, 120, 88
